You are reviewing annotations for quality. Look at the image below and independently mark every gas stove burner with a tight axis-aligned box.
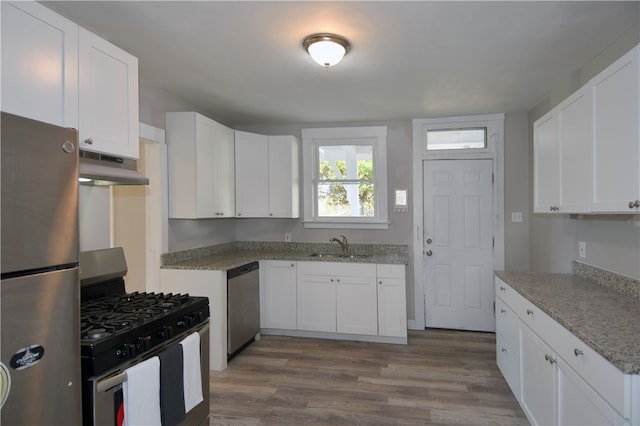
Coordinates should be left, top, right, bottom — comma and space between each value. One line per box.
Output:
84, 328, 111, 340
80, 289, 210, 377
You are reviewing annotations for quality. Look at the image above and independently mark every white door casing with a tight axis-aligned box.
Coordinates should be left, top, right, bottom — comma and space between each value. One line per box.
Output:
423, 159, 495, 331
411, 114, 505, 331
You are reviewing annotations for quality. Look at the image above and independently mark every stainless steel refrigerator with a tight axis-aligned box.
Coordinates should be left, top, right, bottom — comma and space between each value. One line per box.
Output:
1, 112, 82, 425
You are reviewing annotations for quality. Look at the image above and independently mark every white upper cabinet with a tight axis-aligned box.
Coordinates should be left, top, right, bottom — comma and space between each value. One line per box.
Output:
558, 84, 593, 213
533, 111, 559, 213
1, 2, 140, 159
235, 131, 269, 217
235, 131, 299, 218
78, 28, 139, 159
533, 44, 640, 214
166, 112, 235, 219
592, 46, 640, 213
1, 1, 78, 128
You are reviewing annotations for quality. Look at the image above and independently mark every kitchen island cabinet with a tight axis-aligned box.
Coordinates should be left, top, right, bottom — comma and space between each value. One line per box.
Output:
166, 111, 235, 218
495, 274, 639, 425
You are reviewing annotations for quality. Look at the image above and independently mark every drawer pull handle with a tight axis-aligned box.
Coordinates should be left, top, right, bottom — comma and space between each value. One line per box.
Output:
544, 354, 550, 361
526, 309, 533, 315
574, 348, 584, 357
499, 286, 505, 291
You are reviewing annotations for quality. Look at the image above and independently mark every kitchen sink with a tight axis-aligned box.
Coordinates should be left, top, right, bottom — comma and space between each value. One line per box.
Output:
308, 253, 374, 259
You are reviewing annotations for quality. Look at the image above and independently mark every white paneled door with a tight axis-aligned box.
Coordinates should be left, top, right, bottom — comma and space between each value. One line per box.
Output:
423, 159, 494, 331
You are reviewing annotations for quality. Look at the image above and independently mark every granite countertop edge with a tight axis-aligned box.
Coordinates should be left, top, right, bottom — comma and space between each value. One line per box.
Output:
161, 242, 409, 271
495, 269, 640, 375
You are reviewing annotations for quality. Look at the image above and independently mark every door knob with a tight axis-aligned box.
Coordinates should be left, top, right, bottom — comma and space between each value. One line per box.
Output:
426, 250, 433, 256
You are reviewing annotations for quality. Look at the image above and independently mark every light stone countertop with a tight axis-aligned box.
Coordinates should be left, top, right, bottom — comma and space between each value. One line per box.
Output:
495, 269, 640, 375
161, 241, 409, 272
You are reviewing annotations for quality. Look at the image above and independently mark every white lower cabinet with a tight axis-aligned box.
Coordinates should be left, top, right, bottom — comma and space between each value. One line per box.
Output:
376, 264, 407, 338
160, 269, 228, 371
259, 260, 297, 330
495, 296, 520, 400
296, 261, 377, 335
520, 324, 557, 426
495, 277, 634, 425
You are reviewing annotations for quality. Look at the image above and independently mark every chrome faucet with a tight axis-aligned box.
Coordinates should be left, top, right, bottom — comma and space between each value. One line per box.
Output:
329, 235, 348, 255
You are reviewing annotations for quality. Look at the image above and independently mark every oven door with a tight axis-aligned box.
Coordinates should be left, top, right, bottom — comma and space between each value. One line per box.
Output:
89, 322, 210, 426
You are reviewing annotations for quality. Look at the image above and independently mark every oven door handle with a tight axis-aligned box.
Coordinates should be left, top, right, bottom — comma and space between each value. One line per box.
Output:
96, 321, 210, 393
97, 372, 127, 393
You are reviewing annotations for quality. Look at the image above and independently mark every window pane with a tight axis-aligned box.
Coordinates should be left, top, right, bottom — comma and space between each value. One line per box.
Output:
426, 128, 487, 150
318, 182, 375, 217
318, 145, 373, 180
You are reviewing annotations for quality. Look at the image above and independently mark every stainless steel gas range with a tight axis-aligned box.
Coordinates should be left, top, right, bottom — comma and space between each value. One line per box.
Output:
80, 248, 210, 426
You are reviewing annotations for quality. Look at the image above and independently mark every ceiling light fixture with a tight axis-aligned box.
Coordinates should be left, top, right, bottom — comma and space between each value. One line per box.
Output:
303, 33, 350, 68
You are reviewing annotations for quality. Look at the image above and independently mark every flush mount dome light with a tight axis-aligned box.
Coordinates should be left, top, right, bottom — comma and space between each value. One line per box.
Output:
303, 33, 350, 68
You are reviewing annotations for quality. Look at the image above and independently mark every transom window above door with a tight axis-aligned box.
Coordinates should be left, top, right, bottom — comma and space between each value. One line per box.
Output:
302, 126, 388, 229
426, 127, 487, 151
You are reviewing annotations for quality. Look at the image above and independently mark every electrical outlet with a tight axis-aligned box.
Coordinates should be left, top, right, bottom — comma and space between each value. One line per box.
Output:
579, 241, 586, 258
284, 233, 292, 243
511, 211, 523, 223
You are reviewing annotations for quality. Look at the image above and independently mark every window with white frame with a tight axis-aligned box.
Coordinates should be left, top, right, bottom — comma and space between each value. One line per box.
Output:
301, 126, 388, 229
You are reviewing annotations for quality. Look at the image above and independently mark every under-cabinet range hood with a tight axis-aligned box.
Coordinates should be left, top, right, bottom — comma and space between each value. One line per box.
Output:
78, 150, 148, 186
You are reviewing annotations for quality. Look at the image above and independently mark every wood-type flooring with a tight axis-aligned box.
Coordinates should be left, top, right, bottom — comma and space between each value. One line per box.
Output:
209, 329, 529, 425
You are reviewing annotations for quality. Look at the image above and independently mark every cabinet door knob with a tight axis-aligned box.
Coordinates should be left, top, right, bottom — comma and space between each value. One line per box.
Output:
574, 348, 584, 357
499, 286, 505, 291
269, 213, 273, 216
237, 213, 242, 216
526, 309, 533, 315
425, 250, 433, 256
545, 354, 550, 361
501, 348, 507, 353
379, 280, 383, 285
500, 309, 506, 314
84, 138, 94, 145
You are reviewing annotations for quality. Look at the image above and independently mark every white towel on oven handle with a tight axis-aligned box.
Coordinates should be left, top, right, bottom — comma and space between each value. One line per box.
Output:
123, 355, 161, 426
180, 331, 203, 412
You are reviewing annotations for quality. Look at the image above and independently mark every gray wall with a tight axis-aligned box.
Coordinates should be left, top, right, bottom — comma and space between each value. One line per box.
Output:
528, 24, 640, 279
504, 111, 531, 272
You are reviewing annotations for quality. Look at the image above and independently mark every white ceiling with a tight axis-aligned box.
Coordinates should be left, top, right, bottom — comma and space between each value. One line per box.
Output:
44, 1, 639, 127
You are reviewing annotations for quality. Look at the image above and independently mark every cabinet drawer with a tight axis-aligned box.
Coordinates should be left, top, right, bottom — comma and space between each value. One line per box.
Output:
495, 297, 519, 350
551, 323, 627, 416
495, 277, 524, 309
377, 264, 404, 279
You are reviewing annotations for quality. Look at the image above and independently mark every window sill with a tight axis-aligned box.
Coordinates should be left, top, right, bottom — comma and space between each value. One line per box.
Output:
302, 221, 389, 230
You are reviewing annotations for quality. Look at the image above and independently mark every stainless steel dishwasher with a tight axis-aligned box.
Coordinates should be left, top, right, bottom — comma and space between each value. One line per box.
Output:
227, 261, 260, 359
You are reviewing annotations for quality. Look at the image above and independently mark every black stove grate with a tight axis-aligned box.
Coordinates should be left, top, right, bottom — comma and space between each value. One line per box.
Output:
80, 291, 209, 378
